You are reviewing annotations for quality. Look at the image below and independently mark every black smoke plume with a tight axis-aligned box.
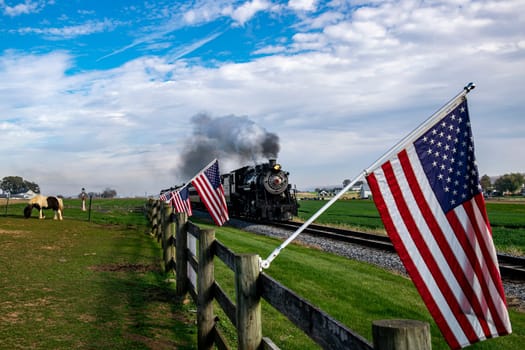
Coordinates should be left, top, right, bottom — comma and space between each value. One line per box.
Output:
175, 113, 280, 179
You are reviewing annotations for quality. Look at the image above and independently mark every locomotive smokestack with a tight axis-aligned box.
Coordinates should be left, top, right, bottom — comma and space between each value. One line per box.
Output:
269, 159, 276, 167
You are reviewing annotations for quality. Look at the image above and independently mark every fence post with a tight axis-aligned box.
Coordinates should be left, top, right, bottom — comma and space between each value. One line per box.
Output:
155, 200, 163, 242
160, 203, 168, 249
175, 212, 188, 297
235, 254, 262, 350
162, 203, 176, 274
197, 228, 215, 350
372, 319, 431, 350
150, 200, 159, 236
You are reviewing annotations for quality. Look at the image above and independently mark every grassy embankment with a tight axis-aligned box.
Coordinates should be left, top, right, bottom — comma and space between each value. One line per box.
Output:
1, 198, 524, 349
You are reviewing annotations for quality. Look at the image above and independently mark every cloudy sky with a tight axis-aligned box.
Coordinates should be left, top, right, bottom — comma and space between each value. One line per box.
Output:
1, 0, 524, 197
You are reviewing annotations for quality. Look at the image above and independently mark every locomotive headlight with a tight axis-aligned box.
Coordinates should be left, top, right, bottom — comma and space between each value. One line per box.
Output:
273, 163, 281, 171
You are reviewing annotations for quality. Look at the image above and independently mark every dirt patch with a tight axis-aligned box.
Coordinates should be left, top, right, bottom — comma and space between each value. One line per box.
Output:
124, 333, 180, 350
0, 229, 29, 236
1, 311, 22, 324
88, 262, 159, 273
78, 314, 97, 323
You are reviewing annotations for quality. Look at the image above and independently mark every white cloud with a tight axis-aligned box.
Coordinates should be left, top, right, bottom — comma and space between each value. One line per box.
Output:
288, 0, 317, 12
1, 0, 524, 196
15, 19, 118, 39
230, 0, 271, 25
1, 0, 45, 17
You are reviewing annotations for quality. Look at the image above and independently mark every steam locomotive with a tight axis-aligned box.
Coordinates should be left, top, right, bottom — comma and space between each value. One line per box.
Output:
190, 159, 298, 221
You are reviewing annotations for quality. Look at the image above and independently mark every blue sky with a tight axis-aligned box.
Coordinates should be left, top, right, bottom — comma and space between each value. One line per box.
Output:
1, 0, 524, 197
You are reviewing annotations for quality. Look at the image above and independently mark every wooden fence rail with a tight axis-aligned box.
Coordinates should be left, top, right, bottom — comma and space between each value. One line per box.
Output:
145, 199, 431, 350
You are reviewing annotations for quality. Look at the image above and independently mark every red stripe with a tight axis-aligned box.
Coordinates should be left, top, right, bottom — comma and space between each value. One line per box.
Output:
367, 169, 461, 349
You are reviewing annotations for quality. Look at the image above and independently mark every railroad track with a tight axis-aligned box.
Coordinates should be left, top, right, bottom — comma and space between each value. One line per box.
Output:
266, 220, 525, 281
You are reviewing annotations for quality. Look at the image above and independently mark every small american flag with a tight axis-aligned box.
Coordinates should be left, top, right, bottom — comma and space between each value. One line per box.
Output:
192, 160, 229, 226
159, 191, 172, 202
171, 186, 193, 216
366, 98, 511, 349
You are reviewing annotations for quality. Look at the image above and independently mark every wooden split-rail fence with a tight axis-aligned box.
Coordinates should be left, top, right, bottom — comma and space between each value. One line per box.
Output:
145, 199, 432, 350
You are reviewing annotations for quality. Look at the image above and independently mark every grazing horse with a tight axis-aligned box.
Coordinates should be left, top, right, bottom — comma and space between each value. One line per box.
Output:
24, 195, 64, 220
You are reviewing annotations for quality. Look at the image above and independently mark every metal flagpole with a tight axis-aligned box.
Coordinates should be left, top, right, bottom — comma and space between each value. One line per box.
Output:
260, 175, 367, 269
260, 82, 476, 270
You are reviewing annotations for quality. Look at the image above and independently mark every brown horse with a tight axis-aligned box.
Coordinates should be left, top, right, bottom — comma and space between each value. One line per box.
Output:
24, 195, 64, 220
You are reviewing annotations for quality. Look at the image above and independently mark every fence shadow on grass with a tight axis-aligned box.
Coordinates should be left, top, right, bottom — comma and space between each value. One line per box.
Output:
88, 225, 198, 349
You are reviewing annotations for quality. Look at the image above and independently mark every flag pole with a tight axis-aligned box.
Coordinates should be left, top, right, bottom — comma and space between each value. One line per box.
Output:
260, 82, 476, 270
260, 174, 367, 269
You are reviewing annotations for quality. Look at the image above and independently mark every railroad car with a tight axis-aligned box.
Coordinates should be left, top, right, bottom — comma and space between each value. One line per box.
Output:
189, 159, 298, 221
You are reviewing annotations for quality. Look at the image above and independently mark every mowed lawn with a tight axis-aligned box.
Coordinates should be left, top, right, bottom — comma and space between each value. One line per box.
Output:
0, 205, 197, 350
1, 198, 525, 349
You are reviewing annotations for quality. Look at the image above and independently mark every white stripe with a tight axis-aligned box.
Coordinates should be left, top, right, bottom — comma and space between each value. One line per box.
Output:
373, 160, 469, 346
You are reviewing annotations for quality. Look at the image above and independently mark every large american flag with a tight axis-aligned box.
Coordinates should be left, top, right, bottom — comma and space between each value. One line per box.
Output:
171, 186, 193, 216
366, 98, 511, 349
192, 160, 229, 226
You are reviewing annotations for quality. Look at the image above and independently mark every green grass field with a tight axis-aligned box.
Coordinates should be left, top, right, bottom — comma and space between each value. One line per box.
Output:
296, 198, 525, 255
1, 197, 525, 349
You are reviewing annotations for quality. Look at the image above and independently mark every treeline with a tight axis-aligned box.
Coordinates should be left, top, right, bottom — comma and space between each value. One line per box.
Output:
80, 188, 118, 199
0, 176, 117, 199
0, 176, 40, 194
480, 173, 524, 195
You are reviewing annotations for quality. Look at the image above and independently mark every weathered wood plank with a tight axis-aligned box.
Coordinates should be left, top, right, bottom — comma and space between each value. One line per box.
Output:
262, 337, 280, 350
214, 281, 236, 326
213, 326, 231, 350
260, 273, 373, 350
215, 240, 236, 270
187, 221, 200, 238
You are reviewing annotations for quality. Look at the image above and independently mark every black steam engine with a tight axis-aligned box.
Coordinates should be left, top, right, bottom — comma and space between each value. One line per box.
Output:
221, 159, 298, 221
